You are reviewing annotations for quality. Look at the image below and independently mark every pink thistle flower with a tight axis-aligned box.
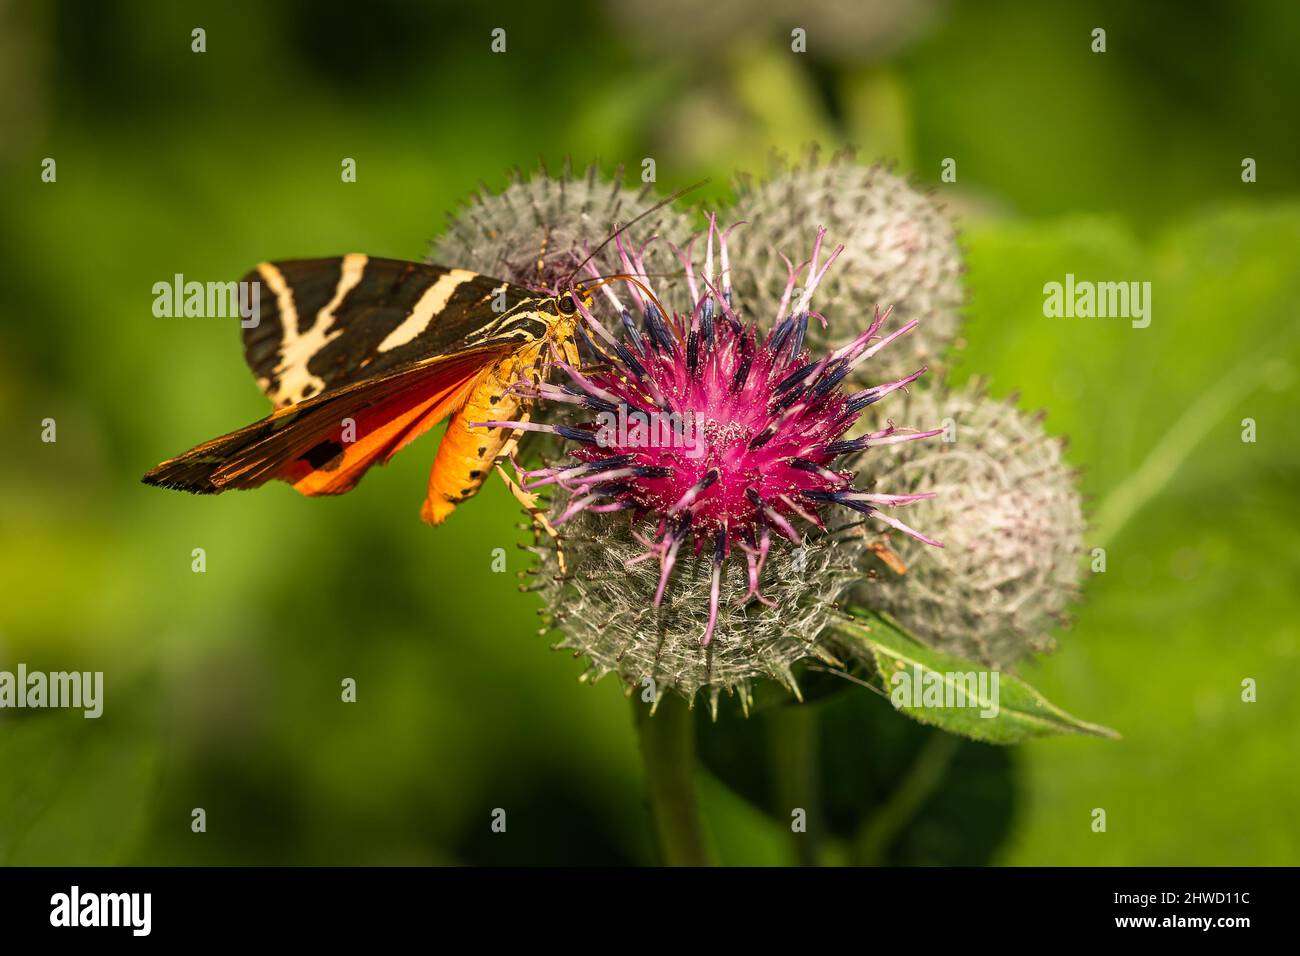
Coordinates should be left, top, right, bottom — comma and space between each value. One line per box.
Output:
478, 217, 942, 645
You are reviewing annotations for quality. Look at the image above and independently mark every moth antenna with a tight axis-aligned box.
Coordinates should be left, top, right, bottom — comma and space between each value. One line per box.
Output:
578, 273, 676, 345
561, 179, 708, 289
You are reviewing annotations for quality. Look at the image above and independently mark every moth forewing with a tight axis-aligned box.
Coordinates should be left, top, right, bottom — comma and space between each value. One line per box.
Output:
146, 254, 582, 526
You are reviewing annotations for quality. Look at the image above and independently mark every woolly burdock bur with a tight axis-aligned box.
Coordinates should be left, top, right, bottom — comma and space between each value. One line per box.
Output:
432, 160, 694, 292
851, 382, 1085, 668
730, 152, 964, 386
497, 220, 944, 703
534, 516, 860, 708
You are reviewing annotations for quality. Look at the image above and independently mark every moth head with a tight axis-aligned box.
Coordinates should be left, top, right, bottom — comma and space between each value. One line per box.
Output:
555, 292, 579, 316
555, 282, 595, 316
543, 288, 588, 364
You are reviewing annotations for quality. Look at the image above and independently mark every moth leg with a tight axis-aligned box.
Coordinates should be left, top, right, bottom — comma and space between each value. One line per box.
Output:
494, 461, 567, 578
495, 406, 530, 462
493, 407, 567, 576
557, 334, 616, 378
560, 336, 580, 370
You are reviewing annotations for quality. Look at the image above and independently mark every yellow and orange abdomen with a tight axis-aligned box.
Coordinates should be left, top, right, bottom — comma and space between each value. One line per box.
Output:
420, 344, 543, 525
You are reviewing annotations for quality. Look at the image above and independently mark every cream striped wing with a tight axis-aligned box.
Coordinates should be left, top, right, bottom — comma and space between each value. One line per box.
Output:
241, 255, 546, 406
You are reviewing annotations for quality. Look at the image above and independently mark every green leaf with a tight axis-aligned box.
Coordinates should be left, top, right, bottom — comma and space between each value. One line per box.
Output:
694, 678, 1018, 864
954, 205, 1300, 864
835, 611, 1119, 745
0, 706, 160, 865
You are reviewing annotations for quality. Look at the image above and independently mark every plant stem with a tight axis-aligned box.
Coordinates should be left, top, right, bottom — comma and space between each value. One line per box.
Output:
768, 705, 822, 866
853, 731, 961, 866
1093, 327, 1297, 547
631, 693, 714, 866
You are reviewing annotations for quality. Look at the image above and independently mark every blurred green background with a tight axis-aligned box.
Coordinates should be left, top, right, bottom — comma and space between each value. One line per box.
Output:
1, 0, 1297, 865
